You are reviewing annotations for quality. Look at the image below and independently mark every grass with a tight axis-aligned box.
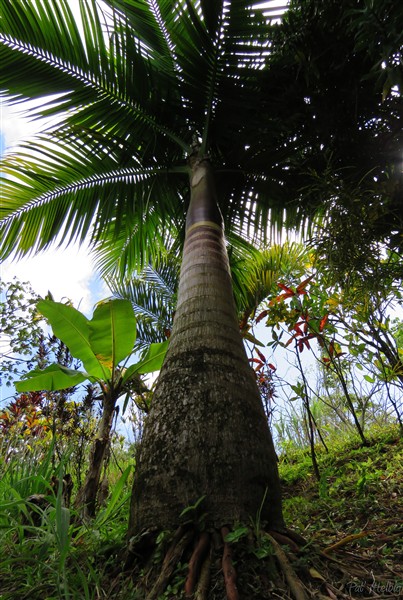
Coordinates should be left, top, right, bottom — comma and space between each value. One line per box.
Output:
0, 449, 134, 600
0, 424, 402, 599
279, 424, 403, 596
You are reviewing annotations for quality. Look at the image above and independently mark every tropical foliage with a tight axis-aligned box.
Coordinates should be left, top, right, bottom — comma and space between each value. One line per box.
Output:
252, 251, 403, 452
0, 0, 297, 276
2, 0, 401, 277
0, 0, 402, 597
267, 0, 403, 278
15, 298, 167, 393
13, 297, 167, 516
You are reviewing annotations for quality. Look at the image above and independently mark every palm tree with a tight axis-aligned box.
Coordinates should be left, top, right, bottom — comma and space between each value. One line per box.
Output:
0, 0, 341, 594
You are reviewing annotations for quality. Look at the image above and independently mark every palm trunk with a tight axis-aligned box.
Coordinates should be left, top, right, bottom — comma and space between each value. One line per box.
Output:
129, 157, 284, 535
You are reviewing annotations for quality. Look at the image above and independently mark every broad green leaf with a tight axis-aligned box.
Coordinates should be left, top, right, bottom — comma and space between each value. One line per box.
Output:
37, 300, 107, 379
15, 364, 89, 392
122, 340, 169, 383
88, 299, 137, 371
136, 340, 169, 374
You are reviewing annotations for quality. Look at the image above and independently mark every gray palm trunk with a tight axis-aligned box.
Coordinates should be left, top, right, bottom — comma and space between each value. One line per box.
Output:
129, 156, 284, 534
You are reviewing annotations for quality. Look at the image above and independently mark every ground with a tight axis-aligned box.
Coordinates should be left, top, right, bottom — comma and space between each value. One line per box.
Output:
0, 426, 401, 599
277, 428, 403, 599
109, 426, 403, 599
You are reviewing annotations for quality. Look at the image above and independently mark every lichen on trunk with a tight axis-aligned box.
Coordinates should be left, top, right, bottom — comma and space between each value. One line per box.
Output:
129, 155, 284, 536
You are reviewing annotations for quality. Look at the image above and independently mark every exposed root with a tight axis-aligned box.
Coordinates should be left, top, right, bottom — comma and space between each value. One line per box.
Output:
279, 526, 307, 547
194, 545, 212, 600
266, 532, 308, 600
185, 531, 210, 597
221, 526, 239, 600
267, 529, 300, 553
147, 525, 193, 600
124, 523, 334, 600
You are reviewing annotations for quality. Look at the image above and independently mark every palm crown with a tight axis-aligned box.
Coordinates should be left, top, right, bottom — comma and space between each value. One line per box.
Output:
0, 0, 296, 277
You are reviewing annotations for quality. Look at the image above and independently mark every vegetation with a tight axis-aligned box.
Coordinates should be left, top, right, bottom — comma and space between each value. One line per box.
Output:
0, 424, 401, 599
0, 279, 100, 480
0, 0, 402, 598
15, 297, 167, 518
1, 255, 401, 599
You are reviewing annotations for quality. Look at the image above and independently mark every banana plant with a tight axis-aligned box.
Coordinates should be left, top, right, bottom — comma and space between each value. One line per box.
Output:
16, 298, 168, 518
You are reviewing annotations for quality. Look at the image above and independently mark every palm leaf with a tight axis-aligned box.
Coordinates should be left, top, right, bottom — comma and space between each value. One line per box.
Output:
0, 0, 311, 274
106, 254, 180, 352
0, 133, 187, 264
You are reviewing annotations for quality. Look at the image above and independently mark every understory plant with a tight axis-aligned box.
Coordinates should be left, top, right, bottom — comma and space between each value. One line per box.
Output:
16, 298, 168, 518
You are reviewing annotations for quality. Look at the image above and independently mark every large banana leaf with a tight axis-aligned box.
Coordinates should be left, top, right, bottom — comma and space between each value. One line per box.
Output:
15, 364, 89, 392
123, 340, 169, 383
37, 299, 109, 379
88, 299, 137, 371
38, 298, 138, 378
16, 299, 167, 393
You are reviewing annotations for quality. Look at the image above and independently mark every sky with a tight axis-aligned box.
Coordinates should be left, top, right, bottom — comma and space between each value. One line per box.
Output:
0, 103, 108, 315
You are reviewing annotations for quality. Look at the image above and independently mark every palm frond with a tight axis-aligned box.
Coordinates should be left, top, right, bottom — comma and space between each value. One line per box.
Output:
235, 241, 309, 316
105, 253, 180, 351
0, 135, 187, 268
0, 0, 190, 150
1, 0, 318, 273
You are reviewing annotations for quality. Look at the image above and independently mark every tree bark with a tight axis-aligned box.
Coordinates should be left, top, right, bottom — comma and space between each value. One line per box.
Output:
129, 157, 284, 535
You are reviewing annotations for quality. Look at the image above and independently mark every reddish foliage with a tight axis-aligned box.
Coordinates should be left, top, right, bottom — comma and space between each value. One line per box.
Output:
319, 313, 329, 332
255, 309, 269, 324
0, 392, 48, 437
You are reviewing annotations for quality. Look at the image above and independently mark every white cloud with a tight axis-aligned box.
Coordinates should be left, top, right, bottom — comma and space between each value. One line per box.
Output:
1, 245, 108, 316
0, 101, 46, 150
